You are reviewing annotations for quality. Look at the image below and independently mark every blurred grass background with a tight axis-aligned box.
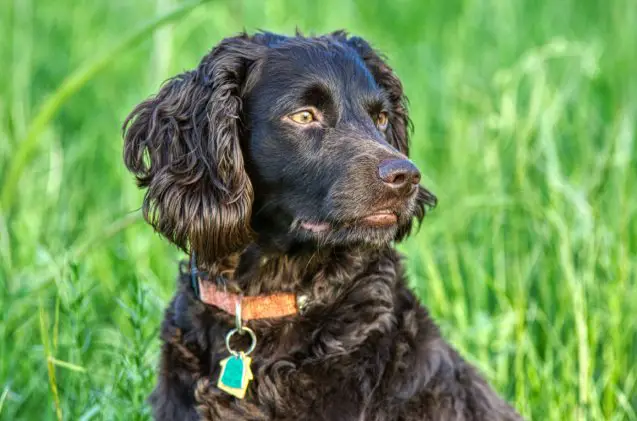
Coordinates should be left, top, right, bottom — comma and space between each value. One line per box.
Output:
1, 0, 636, 419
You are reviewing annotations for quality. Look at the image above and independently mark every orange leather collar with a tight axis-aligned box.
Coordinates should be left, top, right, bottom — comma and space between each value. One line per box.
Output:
198, 278, 300, 320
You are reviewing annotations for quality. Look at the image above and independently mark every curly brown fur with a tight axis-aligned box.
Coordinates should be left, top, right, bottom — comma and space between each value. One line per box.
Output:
123, 35, 263, 265
123, 30, 523, 420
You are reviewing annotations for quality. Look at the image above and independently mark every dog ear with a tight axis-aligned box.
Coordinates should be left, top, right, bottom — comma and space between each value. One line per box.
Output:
123, 35, 264, 266
345, 36, 411, 156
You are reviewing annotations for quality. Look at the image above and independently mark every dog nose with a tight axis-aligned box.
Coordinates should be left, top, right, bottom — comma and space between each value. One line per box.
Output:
378, 159, 421, 189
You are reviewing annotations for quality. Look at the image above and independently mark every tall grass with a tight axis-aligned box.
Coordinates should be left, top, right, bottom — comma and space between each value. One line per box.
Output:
1, 0, 635, 420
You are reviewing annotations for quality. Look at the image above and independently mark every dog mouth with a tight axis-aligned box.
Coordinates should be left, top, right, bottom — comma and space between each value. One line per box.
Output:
360, 210, 398, 227
300, 221, 331, 233
299, 209, 398, 233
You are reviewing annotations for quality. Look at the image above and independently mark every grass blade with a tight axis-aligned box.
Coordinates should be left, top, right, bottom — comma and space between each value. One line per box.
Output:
0, 0, 214, 210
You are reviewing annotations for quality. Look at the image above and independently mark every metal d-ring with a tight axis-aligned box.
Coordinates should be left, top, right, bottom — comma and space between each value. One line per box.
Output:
225, 295, 256, 356
225, 326, 257, 356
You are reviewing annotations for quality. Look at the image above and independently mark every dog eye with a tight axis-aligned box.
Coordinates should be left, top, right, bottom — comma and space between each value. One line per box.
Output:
375, 112, 389, 131
289, 110, 316, 125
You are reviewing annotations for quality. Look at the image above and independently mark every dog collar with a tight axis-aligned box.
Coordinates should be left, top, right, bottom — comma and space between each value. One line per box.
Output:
190, 253, 308, 320
198, 280, 304, 320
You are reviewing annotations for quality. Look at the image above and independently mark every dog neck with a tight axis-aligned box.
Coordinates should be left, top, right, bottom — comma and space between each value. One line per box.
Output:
190, 243, 384, 318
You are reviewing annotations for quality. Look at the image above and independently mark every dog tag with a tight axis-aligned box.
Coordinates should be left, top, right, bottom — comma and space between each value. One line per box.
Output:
217, 352, 253, 399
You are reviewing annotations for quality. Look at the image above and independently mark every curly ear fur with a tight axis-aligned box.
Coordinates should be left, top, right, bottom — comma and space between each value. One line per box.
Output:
123, 35, 264, 266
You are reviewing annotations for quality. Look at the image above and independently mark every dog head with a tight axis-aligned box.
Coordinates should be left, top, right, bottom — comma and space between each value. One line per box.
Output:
123, 31, 436, 265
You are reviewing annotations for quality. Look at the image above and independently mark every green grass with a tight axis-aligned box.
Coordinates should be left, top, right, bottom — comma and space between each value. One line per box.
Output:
1, 0, 636, 419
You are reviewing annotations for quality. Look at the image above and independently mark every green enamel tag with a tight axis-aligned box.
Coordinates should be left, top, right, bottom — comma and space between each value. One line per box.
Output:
217, 353, 254, 399
220, 355, 244, 388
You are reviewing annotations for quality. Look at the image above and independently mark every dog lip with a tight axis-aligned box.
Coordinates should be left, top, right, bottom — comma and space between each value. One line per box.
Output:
360, 210, 398, 227
300, 221, 331, 233
300, 209, 398, 232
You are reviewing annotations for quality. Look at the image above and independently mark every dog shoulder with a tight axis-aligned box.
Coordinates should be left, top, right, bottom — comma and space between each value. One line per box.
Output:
386, 279, 524, 420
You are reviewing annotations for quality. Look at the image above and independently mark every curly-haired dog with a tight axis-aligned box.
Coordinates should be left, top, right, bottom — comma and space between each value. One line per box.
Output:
123, 31, 523, 420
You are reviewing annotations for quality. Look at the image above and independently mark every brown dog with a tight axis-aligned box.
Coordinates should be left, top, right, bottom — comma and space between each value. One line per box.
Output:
123, 30, 523, 421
